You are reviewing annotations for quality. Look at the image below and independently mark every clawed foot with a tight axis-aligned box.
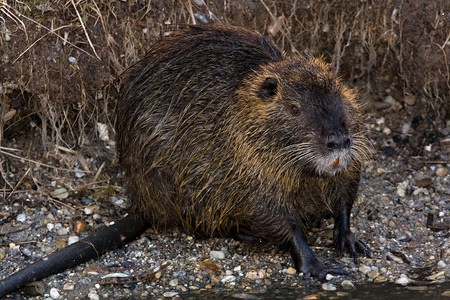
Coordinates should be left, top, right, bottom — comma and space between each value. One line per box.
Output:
232, 227, 266, 244
301, 260, 350, 281
333, 231, 371, 264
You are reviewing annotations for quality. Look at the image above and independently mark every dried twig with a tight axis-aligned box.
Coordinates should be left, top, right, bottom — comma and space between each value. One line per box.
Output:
0, 148, 91, 173
70, 0, 100, 60
3, 3, 98, 61
5, 167, 31, 203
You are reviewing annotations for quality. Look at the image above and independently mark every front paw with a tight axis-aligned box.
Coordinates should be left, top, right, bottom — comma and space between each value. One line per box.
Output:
301, 260, 350, 281
333, 231, 371, 264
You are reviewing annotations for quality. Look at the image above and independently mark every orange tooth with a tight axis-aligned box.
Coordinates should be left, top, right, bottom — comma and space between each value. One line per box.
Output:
332, 157, 340, 167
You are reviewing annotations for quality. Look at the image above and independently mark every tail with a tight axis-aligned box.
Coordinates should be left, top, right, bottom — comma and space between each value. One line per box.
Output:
0, 214, 148, 297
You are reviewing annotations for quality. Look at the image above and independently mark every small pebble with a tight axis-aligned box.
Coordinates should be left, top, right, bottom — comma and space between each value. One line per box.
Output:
221, 275, 236, 283
321, 282, 337, 291
163, 292, 179, 297
375, 117, 385, 125
325, 274, 335, 281
68, 56, 77, 64
55, 240, 67, 249
113, 198, 124, 206
436, 167, 448, 177
247, 269, 266, 280
401, 123, 411, 136
404, 94, 416, 106
49, 288, 60, 299
367, 269, 379, 279
73, 220, 86, 234
285, 267, 297, 275
63, 283, 75, 290
376, 168, 386, 174
437, 260, 447, 269
74, 170, 85, 179
210, 250, 225, 259
53, 187, 69, 199
395, 274, 410, 285
41, 244, 53, 254
0, 248, 6, 261
80, 196, 93, 205
84, 207, 94, 215
384, 95, 402, 111
303, 294, 320, 300
16, 213, 26, 222
194, 13, 208, 23
382, 127, 391, 135
56, 227, 68, 236
396, 186, 406, 197
358, 265, 371, 275
169, 279, 178, 286
340, 280, 355, 289
21, 247, 31, 257
88, 291, 99, 300
68, 236, 80, 245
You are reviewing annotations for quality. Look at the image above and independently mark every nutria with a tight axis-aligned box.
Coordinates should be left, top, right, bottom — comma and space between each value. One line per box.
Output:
0, 24, 370, 297
117, 22, 371, 274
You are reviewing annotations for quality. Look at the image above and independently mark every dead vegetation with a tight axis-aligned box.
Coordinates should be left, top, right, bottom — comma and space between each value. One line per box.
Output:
0, 0, 448, 161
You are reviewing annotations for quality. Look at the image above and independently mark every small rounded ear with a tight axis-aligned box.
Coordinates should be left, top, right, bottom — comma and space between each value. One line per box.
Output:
258, 77, 278, 99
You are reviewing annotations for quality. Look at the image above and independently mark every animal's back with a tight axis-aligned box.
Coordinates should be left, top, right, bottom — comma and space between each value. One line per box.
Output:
116, 24, 285, 234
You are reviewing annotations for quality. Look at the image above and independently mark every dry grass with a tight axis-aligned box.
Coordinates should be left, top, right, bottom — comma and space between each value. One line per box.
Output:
0, 0, 448, 150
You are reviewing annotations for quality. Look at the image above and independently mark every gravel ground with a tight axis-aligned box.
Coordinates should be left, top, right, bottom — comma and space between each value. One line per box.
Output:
0, 104, 449, 299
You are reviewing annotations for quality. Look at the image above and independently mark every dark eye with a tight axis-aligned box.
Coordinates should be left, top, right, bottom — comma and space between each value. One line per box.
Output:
291, 105, 300, 115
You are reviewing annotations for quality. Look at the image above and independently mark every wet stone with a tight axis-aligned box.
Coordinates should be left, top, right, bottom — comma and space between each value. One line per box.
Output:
88, 291, 100, 300
210, 250, 225, 259
321, 282, 337, 291
56, 227, 68, 236
163, 291, 179, 297
436, 167, 448, 177
0, 248, 6, 261
395, 275, 410, 285
16, 213, 26, 222
80, 196, 93, 205
367, 269, 379, 279
68, 236, 80, 245
340, 280, 355, 289
358, 265, 371, 275
169, 278, 178, 286
221, 275, 236, 283
74, 170, 85, 179
49, 288, 60, 299
247, 269, 266, 280
63, 283, 75, 290
285, 267, 297, 275
53, 187, 69, 199
437, 260, 447, 269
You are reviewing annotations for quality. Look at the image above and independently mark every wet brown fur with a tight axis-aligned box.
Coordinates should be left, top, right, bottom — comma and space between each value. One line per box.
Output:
116, 24, 368, 247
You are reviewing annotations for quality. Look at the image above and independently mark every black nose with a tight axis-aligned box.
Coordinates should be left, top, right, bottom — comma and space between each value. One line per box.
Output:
326, 133, 351, 150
